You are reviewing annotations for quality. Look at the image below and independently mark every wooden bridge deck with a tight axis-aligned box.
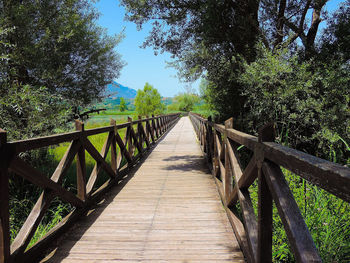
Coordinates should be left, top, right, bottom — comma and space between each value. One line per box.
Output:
42, 117, 244, 263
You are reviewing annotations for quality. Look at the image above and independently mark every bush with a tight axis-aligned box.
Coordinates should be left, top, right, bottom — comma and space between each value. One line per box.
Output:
239, 46, 349, 164
0, 84, 71, 141
135, 83, 165, 116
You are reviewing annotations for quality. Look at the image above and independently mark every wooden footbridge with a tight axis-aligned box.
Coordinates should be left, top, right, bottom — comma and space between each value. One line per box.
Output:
1, 113, 349, 263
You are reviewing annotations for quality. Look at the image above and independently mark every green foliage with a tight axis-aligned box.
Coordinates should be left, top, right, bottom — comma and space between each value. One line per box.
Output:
135, 83, 165, 116
239, 46, 349, 164
0, 85, 70, 141
168, 93, 200, 112
320, 1, 350, 62
119, 97, 128, 112
1, 0, 124, 107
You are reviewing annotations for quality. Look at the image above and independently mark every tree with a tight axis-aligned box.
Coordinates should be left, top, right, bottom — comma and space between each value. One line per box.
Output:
319, 1, 350, 62
172, 93, 200, 112
1, 0, 124, 107
239, 46, 349, 163
0, 0, 124, 139
119, 97, 127, 112
119, 0, 333, 123
135, 83, 165, 116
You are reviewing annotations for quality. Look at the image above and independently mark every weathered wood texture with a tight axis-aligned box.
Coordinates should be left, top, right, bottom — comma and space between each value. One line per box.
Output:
40, 117, 244, 263
0, 114, 180, 263
189, 112, 349, 263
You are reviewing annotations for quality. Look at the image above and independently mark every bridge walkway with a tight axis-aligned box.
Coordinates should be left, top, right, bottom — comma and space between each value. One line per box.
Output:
42, 117, 244, 263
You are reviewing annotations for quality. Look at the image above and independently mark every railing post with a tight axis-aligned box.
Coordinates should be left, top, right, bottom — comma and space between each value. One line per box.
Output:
160, 116, 164, 133
257, 123, 275, 263
145, 115, 151, 143
160, 116, 164, 134
138, 116, 143, 148
110, 119, 117, 174
207, 116, 213, 165
75, 120, 86, 201
213, 125, 219, 178
0, 130, 10, 263
127, 117, 134, 156
224, 118, 234, 205
152, 114, 159, 139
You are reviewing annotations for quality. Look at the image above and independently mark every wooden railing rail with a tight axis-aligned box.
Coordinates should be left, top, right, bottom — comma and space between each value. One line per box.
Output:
0, 113, 180, 263
189, 112, 350, 263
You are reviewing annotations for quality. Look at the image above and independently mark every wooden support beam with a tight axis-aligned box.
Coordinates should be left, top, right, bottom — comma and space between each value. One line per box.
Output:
81, 137, 116, 179
152, 115, 159, 139
262, 161, 321, 262
110, 119, 117, 174
257, 123, 275, 263
11, 138, 80, 258
75, 120, 86, 201
224, 118, 234, 204
115, 132, 133, 164
0, 130, 10, 263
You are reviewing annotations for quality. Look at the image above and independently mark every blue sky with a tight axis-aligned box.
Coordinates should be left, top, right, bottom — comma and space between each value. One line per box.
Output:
94, 0, 199, 97
94, 0, 345, 97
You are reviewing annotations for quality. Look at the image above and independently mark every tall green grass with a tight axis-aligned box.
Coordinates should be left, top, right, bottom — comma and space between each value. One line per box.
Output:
248, 169, 350, 262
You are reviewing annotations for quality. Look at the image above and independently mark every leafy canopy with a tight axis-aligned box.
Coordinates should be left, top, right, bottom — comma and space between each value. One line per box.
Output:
169, 93, 200, 112
119, 97, 127, 112
0, 0, 124, 140
135, 83, 165, 116
1, 0, 124, 107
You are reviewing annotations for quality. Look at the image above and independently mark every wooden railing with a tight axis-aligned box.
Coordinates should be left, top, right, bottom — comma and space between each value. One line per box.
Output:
0, 113, 180, 263
189, 112, 350, 263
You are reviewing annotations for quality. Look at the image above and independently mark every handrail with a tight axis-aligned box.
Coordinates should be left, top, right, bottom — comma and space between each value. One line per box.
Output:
0, 113, 181, 263
189, 112, 350, 263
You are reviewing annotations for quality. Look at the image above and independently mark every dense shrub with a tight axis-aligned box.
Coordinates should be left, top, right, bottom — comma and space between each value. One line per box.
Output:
239, 46, 349, 164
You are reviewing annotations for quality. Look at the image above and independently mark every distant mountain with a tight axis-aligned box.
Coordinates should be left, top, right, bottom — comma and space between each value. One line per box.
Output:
105, 81, 137, 99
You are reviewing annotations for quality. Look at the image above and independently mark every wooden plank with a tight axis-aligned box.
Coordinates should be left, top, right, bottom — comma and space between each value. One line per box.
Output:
257, 123, 274, 263
225, 139, 242, 205
225, 138, 257, 261
225, 209, 254, 263
51, 140, 82, 183
11, 190, 55, 258
9, 115, 179, 154
226, 125, 350, 202
262, 161, 321, 262
226, 128, 258, 151
115, 130, 133, 164
257, 169, 272, 263
85, 133, 114, 195
128, 122, 143, 154
38, 117, 243, 263
75, 120, 86, 201
10, 137, 81, 258
227, 154, 257, 207
224, 118, 234, 203
10, 131, 81, 153
262, 141, 350, 202
138, 116, 150, 149
110, 119, 117, 173
239, 189, 258, 262
146, 118, 155, 143
238, 156, 258, 189
151, 114, 159, 139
